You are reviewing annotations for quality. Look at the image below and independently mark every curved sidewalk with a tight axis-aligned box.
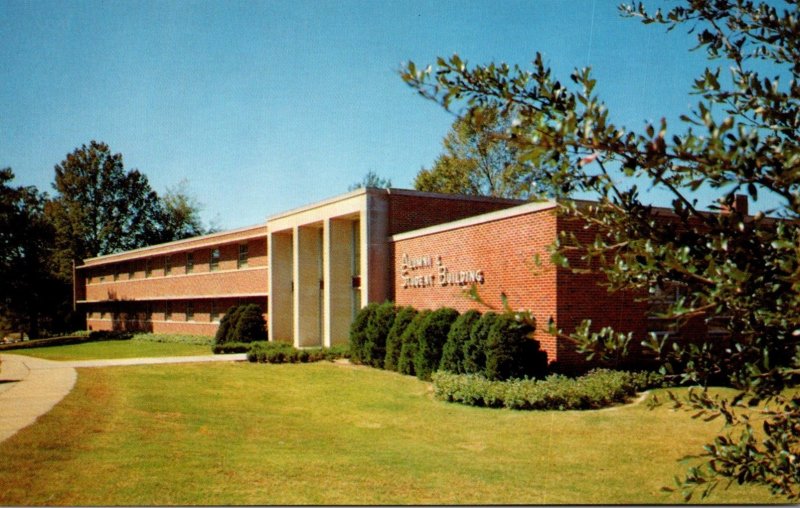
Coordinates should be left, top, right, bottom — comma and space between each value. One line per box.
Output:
0, 353, 247, 444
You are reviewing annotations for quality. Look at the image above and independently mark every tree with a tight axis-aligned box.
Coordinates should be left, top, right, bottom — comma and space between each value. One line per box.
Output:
415, 107, 553, 199
47, 141, 164, 280
348, 170, 392, 191
158, 179, 211, 242
402, 1, 799, 500
0, 168, 60, 338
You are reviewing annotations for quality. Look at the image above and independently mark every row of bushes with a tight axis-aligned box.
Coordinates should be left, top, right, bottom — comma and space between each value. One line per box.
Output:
214, 304, 268, 345
349, 302, 547, 381
247, 341, 350, 364
0, 330, 133, 351
432, 369, 667, 410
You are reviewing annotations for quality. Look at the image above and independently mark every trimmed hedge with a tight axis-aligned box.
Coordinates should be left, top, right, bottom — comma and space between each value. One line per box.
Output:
384, 306, 417, 372
247, 342, 350, 364
364, 301, 396, 368
463, 311, 498, 375
349, 302, 379, 364
433, 369, 664, 410
0, 330, 132, 351
432, 369, 666, 410
212, 341, 266, 354
484, 313, 546, 381
398, 310, 429, 376
440, 309, 482, 374
413, 307, 460, 381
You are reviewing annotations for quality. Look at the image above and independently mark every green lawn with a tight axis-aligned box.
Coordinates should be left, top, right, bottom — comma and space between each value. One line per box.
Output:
0, 361, 781, 505
12, 339, 211, 361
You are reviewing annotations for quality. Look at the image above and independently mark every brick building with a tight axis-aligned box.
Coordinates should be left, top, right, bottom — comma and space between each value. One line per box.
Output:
75, 187, 717, 369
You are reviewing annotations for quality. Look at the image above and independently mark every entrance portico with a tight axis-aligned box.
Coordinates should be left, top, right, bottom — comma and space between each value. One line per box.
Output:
266, 188, 391, 347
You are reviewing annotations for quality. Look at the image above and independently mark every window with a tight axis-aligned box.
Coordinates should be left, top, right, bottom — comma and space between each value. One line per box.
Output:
113, 267, 119, 281
186, 302, 194, 321
186, 252, 194, 274
210, 248, 220, 271
145, 259, 152, 278
210, 301, 219, 322
238, 244, 249, 268
165, 301, 172, 321
164, 255, 172, 275
128, 262, 135, 279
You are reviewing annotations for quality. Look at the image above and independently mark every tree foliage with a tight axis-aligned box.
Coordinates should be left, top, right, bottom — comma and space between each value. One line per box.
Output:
158, 179, 210, 241
0, 168, 61, 338
415, 107, 553, 199
402, 0, 800, 500
348, 170, 392, 191
47, 141, 164, 280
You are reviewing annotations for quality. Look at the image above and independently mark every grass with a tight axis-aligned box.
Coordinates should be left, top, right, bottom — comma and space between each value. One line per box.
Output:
0, 361, 782, 505
13, 338, 211, 361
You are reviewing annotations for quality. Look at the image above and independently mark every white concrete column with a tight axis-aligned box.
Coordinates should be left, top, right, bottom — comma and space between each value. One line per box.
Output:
293, 225, 323, 347
324, 218, 354, 347
268, 231, 293, 343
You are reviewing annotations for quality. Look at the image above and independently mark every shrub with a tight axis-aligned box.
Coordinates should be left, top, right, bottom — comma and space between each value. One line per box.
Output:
349, 303, 379, 364
432, 369, 653, 410
363, 301, 396, 368
132, 333, 212, 346
463, 311, 498, 375
215, 306, 241, 345
484, 313, 546, 381
440, 309, 482, 374
231, 304, 268, 342
212, 341, 264, 354
384, 306, 417, 371
88, 330, 133, 341
247, 341, 350, 364
398, 310, 429, 376
413, 307, 460, 381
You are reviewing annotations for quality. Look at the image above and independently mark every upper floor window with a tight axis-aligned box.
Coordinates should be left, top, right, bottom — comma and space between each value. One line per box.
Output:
164, 255, 172, 275
238, 244, 249, 268
113, 267, 119, 281
210, 248, 220, 271
186, 302, 194, 322
165, 301, 172, 321
186, 252, 194, 274
128, 262, 135, 279
145, 259, 152, 278
210, 301, 219, 322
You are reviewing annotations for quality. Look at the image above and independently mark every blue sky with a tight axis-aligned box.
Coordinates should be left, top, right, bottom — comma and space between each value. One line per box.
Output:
2, 0, 746, 230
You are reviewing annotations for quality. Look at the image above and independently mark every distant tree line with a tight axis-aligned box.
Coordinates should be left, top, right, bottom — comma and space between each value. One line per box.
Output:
1, 140, 214, 338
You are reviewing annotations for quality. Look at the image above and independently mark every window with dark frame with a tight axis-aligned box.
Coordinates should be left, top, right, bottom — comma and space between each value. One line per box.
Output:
210, 248, 220, 271
238, 243, 249, 268
186, 302, 194, 321
186, 252, 194, 274
165, 301, 172, 321
165, 255, 172, 275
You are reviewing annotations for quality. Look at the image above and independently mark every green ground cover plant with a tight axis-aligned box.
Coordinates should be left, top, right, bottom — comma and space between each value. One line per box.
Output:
247, 341, 349, 363
433, 369, 666, 410
0, 362, 777, 504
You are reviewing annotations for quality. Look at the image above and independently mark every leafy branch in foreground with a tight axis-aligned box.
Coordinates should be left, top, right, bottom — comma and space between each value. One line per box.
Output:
403, 0, 799, 500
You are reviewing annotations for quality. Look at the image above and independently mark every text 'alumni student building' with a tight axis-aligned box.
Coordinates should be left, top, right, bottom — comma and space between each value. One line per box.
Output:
74, 187, 731, 369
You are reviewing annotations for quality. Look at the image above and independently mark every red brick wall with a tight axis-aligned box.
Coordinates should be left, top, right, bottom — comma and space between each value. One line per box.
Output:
387, 193, 520, 235
392, 206, 561, 364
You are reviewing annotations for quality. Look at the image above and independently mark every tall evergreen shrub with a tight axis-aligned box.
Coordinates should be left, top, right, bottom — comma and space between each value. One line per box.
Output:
215, 305, 244, 345
484, 313, 546, 380
349, 302, 379, 364
398, 310, 429, 376
463, 311, 498, 375
363, 301, 396, 368
384, 306, 417, 371
413, 307, 460, 381
232, 304, 268, 342
440, 309, 482, 374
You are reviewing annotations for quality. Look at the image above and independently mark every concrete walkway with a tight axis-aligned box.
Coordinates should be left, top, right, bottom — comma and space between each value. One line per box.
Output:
0, 353, 247, 444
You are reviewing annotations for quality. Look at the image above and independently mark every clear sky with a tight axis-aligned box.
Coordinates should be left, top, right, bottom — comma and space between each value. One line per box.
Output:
1, 0, 756, 230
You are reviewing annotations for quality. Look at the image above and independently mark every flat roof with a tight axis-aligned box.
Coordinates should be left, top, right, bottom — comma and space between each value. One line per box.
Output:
79, 223, 268, 268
